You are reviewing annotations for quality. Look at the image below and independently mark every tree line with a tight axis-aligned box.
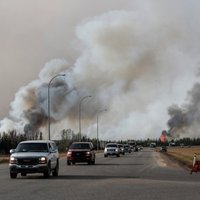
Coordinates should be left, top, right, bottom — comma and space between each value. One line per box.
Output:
1, 130, 200, 154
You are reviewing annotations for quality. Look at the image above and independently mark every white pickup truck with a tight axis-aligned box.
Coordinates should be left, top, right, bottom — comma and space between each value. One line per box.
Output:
9, 140, 59, 179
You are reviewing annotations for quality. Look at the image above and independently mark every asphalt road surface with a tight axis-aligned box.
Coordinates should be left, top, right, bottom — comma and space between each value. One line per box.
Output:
0, 148, 200, 200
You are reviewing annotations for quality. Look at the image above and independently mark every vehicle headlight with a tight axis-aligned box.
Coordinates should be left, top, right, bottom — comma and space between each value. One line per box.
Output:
86, 151, 91, 155
10, 156, 17, 164
39, 156, 47, 164
115, 149, 119, 152
67, 151, 72, 157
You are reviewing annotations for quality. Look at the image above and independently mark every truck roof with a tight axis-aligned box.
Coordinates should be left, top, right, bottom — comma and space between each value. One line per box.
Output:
19, 140, 54, 144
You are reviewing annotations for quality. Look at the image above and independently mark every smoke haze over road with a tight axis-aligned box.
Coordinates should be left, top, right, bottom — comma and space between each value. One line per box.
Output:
1, 0, 200, 140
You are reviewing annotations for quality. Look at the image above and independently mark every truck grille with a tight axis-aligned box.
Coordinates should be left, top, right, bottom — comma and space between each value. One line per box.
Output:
72, 151, 86, 157
17, 158, 38, 165
108, 149, 115, 152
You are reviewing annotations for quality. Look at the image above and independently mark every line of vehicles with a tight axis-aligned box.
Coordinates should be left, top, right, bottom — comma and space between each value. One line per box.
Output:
66, 142, 139, 165
104, 143, 131, 157
66, 141, 143, 165
8, 140, 143, 179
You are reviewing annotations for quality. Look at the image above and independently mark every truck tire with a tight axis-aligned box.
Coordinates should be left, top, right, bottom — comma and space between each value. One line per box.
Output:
52, 160, 59, 176
88, 160, 91, 165
10, 172, 17, 179
91, 159, 95, 165
44, 163, 51, 178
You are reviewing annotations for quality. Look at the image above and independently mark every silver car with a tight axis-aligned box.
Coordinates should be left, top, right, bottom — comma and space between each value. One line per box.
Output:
118, 144, 125, 155
104, 143, 120, 157
124, 144, 132, 153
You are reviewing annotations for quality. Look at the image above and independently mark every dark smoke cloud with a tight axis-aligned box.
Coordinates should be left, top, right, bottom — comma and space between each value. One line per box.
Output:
24, 109, 48, 130
168, 83, 200, 137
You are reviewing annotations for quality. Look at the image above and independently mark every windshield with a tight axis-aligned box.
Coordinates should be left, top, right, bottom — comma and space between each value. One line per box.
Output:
15, 143, 49, 152
70, 143, 90, 149
128, 143, 136, 146
106, 144, 117, 148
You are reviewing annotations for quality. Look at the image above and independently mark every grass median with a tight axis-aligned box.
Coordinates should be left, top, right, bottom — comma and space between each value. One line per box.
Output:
164, 146, 200, 167
0, 155, 9, 164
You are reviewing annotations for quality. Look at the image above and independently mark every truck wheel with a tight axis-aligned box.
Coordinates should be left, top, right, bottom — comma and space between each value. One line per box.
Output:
52, 160, 59, 176
10, 172, 17, 179
44, 163, 51, 178
88, 160, 91, 165
67, 160, 71, 165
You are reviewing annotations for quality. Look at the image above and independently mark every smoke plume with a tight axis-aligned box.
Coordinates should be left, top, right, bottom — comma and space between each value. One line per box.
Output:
1, 1, 200, 140
168, 83, 200, 138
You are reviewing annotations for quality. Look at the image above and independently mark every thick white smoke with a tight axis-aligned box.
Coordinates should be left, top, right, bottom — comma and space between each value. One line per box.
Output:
1, 1, 200, 140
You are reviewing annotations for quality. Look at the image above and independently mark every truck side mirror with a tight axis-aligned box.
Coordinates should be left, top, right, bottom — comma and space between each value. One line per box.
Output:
10, 149, 15, 154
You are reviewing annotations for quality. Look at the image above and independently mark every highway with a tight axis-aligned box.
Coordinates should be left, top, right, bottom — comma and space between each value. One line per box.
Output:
0, 148, 200, 200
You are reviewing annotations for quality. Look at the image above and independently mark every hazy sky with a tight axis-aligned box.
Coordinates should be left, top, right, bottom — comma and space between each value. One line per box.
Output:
1, 0, 200, 140
0, 0, 132, 118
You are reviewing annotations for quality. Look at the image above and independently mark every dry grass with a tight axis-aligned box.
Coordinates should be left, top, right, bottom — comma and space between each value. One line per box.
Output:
0, 155, 9, 164
166, 146, 200, 167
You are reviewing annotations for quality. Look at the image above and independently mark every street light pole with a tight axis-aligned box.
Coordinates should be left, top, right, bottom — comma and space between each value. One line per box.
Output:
79, 95, 92, 141
48, 74, 65, 140
97, 109, 107, 151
